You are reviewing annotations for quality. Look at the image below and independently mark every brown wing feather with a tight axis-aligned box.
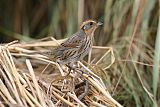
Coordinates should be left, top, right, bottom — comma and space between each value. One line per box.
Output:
55, 30, 85, 61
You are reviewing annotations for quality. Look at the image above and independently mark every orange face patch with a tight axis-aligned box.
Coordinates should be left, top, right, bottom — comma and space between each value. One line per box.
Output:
84, 25, 97, 36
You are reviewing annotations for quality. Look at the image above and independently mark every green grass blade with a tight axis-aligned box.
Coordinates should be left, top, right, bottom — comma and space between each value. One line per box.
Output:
152, 8, 160, 107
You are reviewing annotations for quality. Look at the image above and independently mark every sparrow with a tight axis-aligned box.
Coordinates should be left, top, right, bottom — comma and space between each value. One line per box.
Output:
54, 19, 103, 65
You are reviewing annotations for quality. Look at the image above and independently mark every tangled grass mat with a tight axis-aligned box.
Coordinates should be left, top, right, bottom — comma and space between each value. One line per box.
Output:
0, 38, 122, 107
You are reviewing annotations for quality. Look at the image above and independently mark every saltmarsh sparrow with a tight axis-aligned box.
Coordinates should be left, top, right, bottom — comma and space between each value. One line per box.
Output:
54, 19, 102, 65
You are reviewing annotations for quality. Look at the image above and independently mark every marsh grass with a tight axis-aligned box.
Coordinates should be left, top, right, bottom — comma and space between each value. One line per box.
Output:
0, 0, 159, 106
0, 38, 122, 107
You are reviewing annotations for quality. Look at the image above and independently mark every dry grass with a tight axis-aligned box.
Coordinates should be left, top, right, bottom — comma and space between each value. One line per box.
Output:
0, 38, 121, 107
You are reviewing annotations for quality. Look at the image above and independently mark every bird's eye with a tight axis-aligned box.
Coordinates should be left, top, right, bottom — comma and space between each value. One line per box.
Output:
90, 22, 93, 26
83, 22, 93, 30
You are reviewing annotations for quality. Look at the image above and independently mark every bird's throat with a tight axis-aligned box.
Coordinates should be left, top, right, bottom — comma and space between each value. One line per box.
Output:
84, 28, 96, 37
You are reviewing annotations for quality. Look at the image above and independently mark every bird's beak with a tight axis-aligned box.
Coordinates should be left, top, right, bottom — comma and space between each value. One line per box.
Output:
97, 22, 103, 26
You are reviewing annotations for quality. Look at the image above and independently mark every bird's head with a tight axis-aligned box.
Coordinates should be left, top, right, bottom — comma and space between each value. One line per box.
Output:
80, 19, 103, 36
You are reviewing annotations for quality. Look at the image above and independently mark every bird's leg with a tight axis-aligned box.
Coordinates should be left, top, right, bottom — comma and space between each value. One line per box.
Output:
74, 67, 89, 76
75, 80, 89, 100
65, 64, 73, 76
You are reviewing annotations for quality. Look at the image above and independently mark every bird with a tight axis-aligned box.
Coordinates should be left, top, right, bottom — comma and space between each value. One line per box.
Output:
54, 19, 103, 66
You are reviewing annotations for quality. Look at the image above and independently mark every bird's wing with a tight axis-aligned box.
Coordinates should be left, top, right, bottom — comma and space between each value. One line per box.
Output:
55, 30, 85, 59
